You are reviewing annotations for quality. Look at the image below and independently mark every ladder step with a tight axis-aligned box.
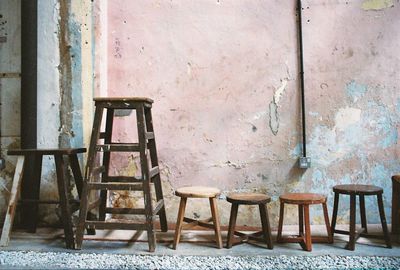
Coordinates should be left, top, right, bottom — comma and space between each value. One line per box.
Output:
105, 208, 146, 215
88, 199, 101, 211
149, 166, 159, 178
92, 166, 106, 175
87, 182, 143, 191
105, 176, 142, 182
105, 200, 164, 216
153, 199, 164, 215
96, 144, 140, 152
145, 132, 154, 140
86, 220, 148, 230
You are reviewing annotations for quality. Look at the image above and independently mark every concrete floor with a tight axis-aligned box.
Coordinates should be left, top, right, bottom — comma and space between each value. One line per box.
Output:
2, 225, 399, 257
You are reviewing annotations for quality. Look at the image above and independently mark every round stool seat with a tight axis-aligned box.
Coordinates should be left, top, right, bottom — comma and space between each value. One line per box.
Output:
280, 193, 326, 205
333, 184, 383, 195
175, 186, 220, 198
227, 193, 271, 205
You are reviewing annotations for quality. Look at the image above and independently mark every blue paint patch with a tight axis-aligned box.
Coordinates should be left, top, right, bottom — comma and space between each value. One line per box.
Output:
397, 98, 400, 113
308, 111, 319, 117
290, 143, 302, 158
69, 15, 83, 149
371, 164, 389, 183
379, 129, 398, 148
346, 80, 367, 102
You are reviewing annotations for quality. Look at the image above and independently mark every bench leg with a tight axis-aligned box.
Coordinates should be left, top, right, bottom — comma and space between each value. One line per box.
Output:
21, 154, 42, 233
55, 154, 75, 249
0, 156, 25, 246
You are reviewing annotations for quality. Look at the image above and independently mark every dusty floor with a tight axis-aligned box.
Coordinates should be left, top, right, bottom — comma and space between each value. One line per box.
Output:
2, 225, 399, 256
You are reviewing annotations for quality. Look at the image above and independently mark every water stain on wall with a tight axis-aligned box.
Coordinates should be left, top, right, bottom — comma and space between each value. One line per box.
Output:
362, 0, 395, 10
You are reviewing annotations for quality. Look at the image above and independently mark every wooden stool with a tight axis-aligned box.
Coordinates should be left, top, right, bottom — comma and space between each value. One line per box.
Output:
226, 193, 273, 249
0, 148, 87, 249
277, 193, 332, 252
392, 176, 400, 235
173, 186, 222, 249
331, 184, 392, 250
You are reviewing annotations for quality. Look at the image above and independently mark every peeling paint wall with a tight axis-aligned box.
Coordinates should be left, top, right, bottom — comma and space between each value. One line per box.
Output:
0, 0, 21, 222
101, 0, 400, 227
0, 1, 94, 225
0, 0, 398, 228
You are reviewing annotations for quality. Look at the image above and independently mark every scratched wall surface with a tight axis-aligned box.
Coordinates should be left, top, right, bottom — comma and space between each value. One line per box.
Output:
103, 0, 400, 227
0, 0, 21, 223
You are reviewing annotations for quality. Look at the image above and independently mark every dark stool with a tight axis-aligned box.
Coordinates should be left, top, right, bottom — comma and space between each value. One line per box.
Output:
226, 193, 273, 249
173, 186, 222, 249
0, 148, 87, 249
277, 193, 332, 252
331, 184, 392, 250
392, 176, 400, 235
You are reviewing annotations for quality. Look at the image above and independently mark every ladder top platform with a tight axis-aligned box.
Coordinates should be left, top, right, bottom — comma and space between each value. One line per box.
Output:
94, 97, 154, 104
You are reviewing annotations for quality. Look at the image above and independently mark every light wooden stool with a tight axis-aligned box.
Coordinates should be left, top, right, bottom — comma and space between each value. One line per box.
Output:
226, 193, 273, 249
173, 186, 222, 249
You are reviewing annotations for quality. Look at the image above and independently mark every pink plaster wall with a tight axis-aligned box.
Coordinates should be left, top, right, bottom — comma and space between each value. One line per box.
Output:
99, 0, 400, 226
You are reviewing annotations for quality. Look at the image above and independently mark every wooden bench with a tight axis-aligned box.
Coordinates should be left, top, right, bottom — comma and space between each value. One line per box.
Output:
0, 148, 87, 249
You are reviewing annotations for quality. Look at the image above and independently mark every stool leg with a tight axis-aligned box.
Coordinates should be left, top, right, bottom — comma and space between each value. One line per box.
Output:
377, 193, 392, 248
346, 194, 356, 251
173, 197, 187, 249
303, 204, 312, 251
359, 195, 368, 233
209, 197, 223, 249
392, 177, 400, 234
145, 107, 168, 232
277, 201, 285, 242
298, 205, 304, 236
226, 203, 239, 248
54, 154, 75, 249
259, 203, 273, 249
99, 108, 114, 221
331, 192, 339, 237
322, 202, 333, 243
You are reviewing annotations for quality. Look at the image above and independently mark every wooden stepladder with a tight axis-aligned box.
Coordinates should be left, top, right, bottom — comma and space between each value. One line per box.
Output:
75, 97, 168, 252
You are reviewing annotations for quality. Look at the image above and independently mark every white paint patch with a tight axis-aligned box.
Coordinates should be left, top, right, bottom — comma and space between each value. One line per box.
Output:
273, 79, 288, 105
335, 107, 361, 131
